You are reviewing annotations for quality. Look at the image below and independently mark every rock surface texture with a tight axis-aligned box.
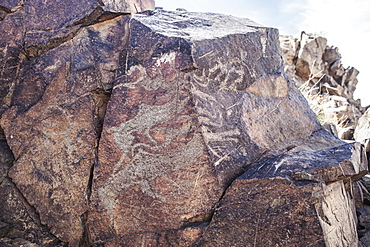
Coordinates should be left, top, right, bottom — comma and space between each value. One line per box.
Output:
355, 108, 370, 246
0, 0, 154, 246
0, 2, 368, 246
355, 108, 370, 156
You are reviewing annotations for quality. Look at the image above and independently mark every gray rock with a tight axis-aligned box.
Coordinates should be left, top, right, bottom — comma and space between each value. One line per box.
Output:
355, 107, 370, 153
360, 231, 370, 247
280, 33, 365, 142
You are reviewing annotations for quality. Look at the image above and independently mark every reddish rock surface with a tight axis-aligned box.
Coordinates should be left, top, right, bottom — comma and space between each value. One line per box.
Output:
0, 0, 135, 243
87, 10, 366, 246
0, 3, 368, 246
196, 177, 327, 246
195, 135, 366, 246
0, 0, 154, 116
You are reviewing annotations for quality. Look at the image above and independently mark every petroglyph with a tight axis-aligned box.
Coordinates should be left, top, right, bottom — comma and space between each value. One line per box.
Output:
192, 57, 251, 92
155, 52, 176, 67
98, 133, 203, 223
189, 58, 252, 173
98, 67, 205, 224
108, 90, 189, 173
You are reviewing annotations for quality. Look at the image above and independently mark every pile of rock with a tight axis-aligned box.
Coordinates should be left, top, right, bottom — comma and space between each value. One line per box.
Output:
0, 1, 368, 246
280, 33, 368, 140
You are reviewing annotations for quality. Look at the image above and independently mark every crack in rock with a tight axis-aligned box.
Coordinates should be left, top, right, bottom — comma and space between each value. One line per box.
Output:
0, 0, 25, 21
78, 88, 112, 246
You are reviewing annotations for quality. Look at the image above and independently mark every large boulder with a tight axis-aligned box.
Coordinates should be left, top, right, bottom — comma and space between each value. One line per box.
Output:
0, 15, 132, 246
194, 130, 367, 246
87, 10, 367, 246
295, 35, 327, 81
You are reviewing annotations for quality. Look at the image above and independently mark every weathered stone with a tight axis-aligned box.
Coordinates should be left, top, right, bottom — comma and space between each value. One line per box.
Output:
355, 105, 370, 223
1, 128, 60, 244
355, 107, 370, 154
0, 178, 62, 245
295, 33, 327, 80
322, 123, 338, 137
110, 227, 204, 246
1, 12, 131, 245
243, 140, 367, 183
0, 0, 22, 21
279, 35, 305, 88
0, 11, 24, 115
359, 231, 370, 247
0, 0, 20, 10
86, 10, 345, 245
0, 129, 13, 181
343, 67, 359, 98
280, 33, 366, 143
322, 96, 364, 140
194, 177, 327, 246
1, 3, 367, 246
0, 0, 154, 118
1, 127, 61, 244
316, 180, 359, 246
99, 0, 154, 13
0, 2, 153, 245
323, 47, 341, 66
362, 175, 370, 193
285, 32, 359, 99
195, 132, 366, 246
1, 64, 97, 245
358, 205, 370, 229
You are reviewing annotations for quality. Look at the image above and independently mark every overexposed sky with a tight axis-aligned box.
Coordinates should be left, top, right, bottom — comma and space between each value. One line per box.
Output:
156, 0, 370, 106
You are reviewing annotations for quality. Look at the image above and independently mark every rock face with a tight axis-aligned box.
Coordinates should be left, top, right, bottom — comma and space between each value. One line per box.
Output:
280, 33, 367, 140
0, 0, 154, 108
0, 0, 153, 246
1, 15, 133, 245
194, 131, 367, 246
87, 11, 324, 245
0, 128, 60, 246
0, 2, 368, 246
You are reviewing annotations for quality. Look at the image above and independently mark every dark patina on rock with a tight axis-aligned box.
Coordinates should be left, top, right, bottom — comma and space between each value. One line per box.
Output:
1, 3, 368, 246
87, 10, 333, 245
196, 129, 367, 246
0, 1, 136, 244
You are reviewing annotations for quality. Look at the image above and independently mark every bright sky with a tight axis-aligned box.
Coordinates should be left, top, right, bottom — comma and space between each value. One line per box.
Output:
156, 0, 370, 106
